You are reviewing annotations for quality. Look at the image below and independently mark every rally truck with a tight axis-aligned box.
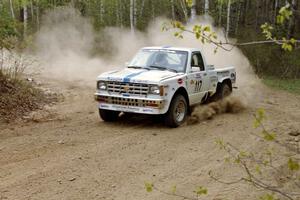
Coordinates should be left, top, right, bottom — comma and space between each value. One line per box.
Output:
95, 46, 236, 127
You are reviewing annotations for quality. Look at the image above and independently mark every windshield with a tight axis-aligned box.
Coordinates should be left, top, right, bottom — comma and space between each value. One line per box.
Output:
128, 49, 188, 73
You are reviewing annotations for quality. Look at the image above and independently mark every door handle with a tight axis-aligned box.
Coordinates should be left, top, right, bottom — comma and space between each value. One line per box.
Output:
203, 73, 207, 76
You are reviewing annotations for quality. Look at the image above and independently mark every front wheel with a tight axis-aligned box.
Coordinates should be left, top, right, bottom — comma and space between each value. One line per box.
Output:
99, 109, 120, 122
165, 94, 188, 128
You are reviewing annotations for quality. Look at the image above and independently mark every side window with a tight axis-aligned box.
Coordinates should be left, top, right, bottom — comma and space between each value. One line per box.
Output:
191, 52, 205, 71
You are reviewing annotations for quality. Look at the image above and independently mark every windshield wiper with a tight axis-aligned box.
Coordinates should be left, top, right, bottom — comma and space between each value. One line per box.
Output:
148, 65, 177, 73
127, 66, 150, 70
127, 65, 143, 69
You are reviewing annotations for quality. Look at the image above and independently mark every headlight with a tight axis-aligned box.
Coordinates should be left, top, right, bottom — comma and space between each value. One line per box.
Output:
149, 85, 165, 96
97, 81, 107, 90
149, 85, 160, 95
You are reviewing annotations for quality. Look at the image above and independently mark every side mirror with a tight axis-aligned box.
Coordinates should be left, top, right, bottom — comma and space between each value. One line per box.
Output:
190, 66, 200, 73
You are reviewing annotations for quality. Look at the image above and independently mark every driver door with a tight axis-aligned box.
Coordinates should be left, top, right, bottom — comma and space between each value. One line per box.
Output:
187, 52, 209, 105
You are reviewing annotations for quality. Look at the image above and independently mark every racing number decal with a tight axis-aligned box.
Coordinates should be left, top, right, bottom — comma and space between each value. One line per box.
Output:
194, 80, 202, 92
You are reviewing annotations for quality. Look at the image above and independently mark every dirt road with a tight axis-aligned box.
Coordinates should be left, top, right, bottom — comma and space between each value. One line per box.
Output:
0, 78, 299, 200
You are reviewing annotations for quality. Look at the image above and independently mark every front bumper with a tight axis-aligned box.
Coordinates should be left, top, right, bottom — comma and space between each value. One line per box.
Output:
94, 93, 166, 115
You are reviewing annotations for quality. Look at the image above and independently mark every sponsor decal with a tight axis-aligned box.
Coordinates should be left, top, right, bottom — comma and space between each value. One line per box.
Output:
130, 79, 148, 83
112, 105, 140, 112
107, 77, 123, 82
194, 80, 202, 92
142, 108, 154, 113
99, 104, 109, 108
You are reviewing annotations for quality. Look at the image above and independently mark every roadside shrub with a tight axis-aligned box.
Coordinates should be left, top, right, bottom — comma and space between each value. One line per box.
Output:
0, 49, 45, 122
0, 72, 45, 121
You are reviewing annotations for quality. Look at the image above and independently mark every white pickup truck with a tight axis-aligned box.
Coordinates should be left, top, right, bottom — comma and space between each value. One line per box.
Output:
95, 46, 236, 127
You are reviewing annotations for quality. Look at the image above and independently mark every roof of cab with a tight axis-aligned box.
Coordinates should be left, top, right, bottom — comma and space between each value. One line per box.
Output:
142, 46, 199, 52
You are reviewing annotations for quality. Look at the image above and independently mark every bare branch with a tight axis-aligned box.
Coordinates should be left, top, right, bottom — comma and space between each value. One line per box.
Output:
166, 26, 300, 52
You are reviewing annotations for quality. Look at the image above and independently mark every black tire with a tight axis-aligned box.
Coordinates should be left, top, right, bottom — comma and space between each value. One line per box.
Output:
165, 94, 188, 128
213, 82, 232, 101
99, 109, 120, 122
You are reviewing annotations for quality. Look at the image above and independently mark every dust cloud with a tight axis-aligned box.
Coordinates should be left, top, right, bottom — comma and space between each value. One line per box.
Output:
34, 7, 262, 105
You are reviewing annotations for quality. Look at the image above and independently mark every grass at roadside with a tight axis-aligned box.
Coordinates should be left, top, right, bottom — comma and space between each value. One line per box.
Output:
262, 77, 300, 95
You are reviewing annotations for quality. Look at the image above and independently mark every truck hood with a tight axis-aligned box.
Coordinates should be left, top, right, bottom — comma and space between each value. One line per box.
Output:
97, 68, 181, 84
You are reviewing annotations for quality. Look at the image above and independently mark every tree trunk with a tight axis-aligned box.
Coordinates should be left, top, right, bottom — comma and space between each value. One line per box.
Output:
180, 0, 188, 23
130, 0, 135, 33
30, 0, 34, 19
9, 0, 15, 20
119, 0, 123, 27
190, 0, 196, 21
140, 0, 146, 17
36, 4, 40, 30
205, 0, 209, 14
171, 0, 176, 20
226, 0, 231, 39
116, 0, 120, 26
134, 0, 137, 27
100, 0, 104, 24
152, 0, 155, 19
235, 1, 241, 35
255, 0, 260, 30
218, 1, 223, 26
241, 0, 249, 25
23, 4, 28, 38
70, 0, 75, 7
287, 0, 296, 38
274, 0, 279, 24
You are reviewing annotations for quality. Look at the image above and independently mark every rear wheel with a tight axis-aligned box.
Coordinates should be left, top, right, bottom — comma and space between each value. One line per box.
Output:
165, 94, 188, 128
99, 109, 120, 122
213, 82, 232, 101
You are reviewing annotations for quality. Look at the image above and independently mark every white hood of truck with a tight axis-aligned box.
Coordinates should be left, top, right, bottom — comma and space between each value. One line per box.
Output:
97, 68, 181, 84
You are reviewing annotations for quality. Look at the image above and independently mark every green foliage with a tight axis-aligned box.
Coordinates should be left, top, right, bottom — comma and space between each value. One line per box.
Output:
0, 7, 19, 49
193, 186, 208, 196
171, 185, 177, 194
261, 23, 274, 40
253, 109, 277, 141
255, 165, 262, 175
260, 23, 297, 51
259, 4, 298, 52
215, 138, 226, 149
277, 5, 293, 24
144, 182, 153, 192
259, 193, 276, 200
288, 158, 299, 171
262, 130, 276, 141
253, 108, 265, 128
185, 0, 193, 7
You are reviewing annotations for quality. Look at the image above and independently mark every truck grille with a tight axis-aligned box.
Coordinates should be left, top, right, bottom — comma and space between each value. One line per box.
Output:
107, 81, 149, 96
95, 95, 164, 108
